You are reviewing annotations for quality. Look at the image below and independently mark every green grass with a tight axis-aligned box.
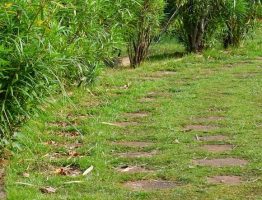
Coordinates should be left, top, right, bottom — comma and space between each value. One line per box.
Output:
4, 26, 262, 200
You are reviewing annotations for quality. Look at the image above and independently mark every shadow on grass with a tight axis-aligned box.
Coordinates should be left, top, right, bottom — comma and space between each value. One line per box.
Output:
147, 51, 186, 62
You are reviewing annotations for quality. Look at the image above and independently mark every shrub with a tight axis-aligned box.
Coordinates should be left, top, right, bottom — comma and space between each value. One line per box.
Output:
220, 0, 258, 48
0, 0, 127, 141
172, 0, 221, 53
123, 0, 165, 67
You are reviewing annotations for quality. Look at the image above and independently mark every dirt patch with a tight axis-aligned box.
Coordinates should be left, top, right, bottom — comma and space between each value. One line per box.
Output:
112, 141, 154, 148
123, 180, 177, 191
117, 151, 157, 158
194, 158, 248, 167
116, 166, 153, 173
184, 125, 218, 132
102, 122, 139, 128
120, 57, 130, 67
197, 135, 229, 142
124, 112, 149, 118
207, 176, 242, 185
0, 168, 5, 199
201, 144, 233, 153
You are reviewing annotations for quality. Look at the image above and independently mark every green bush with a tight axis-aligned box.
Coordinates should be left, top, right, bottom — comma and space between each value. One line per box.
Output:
171, 0, 221, 52
221, 0, 258, 48
123, 0, 165, 67
165, 0, 261, 52
0, 0, 127, 141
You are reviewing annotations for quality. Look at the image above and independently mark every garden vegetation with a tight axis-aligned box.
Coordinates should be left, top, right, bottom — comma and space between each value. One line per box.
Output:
0, 0, 261, 147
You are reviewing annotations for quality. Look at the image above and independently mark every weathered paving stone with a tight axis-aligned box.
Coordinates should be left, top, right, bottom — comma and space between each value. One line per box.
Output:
196, 116, 224, 122
147, 92, 160, 98
139, 97, 155, 103
201, 144, 233, 153
207, 176, 242, 185
184, 125, 218, 132
124, 112, 149, 118
117, 151, 157, 158
102, 122, 139, 128
123, 180, 177, 190
197, 135, 229, 142
151, 71, 177, 78
194, 158, 248, 167
140, 77, 161, 81
112, 141, 154, 148
116, 166, 153, 173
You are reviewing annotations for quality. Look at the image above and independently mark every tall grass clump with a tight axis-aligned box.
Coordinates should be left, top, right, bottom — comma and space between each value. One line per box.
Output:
0, 0, 128, 145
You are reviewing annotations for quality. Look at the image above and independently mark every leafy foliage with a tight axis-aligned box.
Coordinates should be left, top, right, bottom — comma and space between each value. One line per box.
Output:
166, 0, 260, 51
0, 0, 129, 141
221, 0, 258, 48
123, 0, 165, 67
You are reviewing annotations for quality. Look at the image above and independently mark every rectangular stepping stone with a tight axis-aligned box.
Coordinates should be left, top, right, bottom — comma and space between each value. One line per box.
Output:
102, 122, 139, 128
112, 141, 154, 148
139, 97, 155, 103
201, 144, 233, 153
124, 112, 149, 118
150, 71, 177, 78
207, 176, 242, 185
195, 116, 224, 122
184, 125, 218, 132
197, 135, 229, 142
194, 158, 248, 167
116, 166, 153, 173
123, 180, 177, 191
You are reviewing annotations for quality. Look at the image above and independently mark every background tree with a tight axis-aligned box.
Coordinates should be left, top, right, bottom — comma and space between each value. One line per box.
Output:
123, 0, 165, 67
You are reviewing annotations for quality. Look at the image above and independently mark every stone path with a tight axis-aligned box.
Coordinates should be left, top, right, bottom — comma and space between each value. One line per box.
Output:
38, 65, 254, 196
107, 71, 249, 191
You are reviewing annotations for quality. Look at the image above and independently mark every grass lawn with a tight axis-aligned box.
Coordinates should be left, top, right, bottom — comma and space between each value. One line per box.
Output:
4, 26, 262, 199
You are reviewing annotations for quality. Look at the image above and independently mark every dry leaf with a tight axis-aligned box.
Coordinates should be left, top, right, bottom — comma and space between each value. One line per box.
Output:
22, 172, 30, 178
68, 151, 80, 157
40, 186, 57, 194
55, 168, 67, 176
55, 167, 82, 176
83, 165, 94, 175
